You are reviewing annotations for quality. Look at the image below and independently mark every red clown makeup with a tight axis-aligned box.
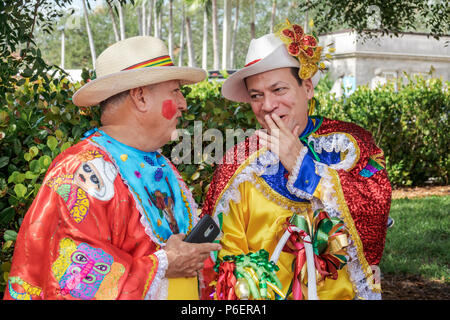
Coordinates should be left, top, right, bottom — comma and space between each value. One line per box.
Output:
161, 100, 177, 120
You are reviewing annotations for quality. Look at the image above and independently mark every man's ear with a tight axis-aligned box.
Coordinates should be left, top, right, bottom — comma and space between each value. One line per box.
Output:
303, 78, 315, 100
129, 86, 148, 112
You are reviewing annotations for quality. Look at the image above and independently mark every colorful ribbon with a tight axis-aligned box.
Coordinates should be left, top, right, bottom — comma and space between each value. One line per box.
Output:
214, 250, 283, 300
283, 211, 349, 300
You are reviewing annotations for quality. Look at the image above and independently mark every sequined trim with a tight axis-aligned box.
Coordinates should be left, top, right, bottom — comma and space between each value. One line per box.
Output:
315, 163, 381, 299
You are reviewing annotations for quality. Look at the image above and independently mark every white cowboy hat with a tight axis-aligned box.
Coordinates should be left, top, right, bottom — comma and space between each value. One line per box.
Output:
72, 36, 207, 107
221, 33, 321, 103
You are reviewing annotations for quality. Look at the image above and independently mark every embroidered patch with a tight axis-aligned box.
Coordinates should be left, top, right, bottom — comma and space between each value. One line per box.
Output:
8, 276, 43, 300
73, 156, 118, 201
52, 238, 125, 300
359, 154, 385, 178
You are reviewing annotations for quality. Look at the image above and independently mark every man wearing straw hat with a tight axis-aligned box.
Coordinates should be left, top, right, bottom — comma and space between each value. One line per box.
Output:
4, 36, 220, 300
201, 21, 391, 300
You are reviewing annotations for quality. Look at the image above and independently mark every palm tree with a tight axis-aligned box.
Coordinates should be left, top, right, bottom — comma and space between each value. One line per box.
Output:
154, 0, 163, 39
178, 2, 186, 66
250, 0, 255, 40
147, 0, 154, 36
230, 0, 239, 69
185, 15, 196, 67
141, 0, 147, 36
211, 0, 219, 70
270, 0, 277, 33
82, 0, 96, 68
222, 0, 232, 70
201, 0, 212, 70
168, 0, 174, 58
105, 0, 120, 41
118, 1, 126, 40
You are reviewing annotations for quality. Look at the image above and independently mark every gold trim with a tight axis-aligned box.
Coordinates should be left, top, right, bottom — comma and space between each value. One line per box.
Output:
254, 174, 311, 211
142, 254, 159, 299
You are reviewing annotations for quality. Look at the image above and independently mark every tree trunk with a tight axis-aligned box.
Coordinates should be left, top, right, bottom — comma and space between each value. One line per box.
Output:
118, 2, 126, 40
147, 0, 154, 36
185, 16, 196, 67
178, 2, 185, 67
154, 2, 159, 38
141, 0, 147, 36
137, 7, 143, 35
106, 1, 120, 42
60, 29, 65, 69
202, 4, 208, 70
168, 0, 174, 58
222, 0, 232, 70
212, 0, 219, 70
250, 0, 255, 40
270, 0, 277, 33
230, 0, 239, 69
82, 0, 96, 68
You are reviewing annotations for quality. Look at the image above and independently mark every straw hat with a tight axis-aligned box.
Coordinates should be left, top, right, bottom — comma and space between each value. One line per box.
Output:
221, 33, 320, 103
72, 36, 206, 107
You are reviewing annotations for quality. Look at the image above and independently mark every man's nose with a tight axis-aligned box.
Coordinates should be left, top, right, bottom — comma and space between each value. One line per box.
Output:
261, 95, 277, 112
178, 97, 187, 112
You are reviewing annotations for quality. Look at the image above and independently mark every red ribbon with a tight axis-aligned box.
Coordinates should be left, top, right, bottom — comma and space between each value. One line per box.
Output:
216, 261, 237, 300
283, 230, 309, 300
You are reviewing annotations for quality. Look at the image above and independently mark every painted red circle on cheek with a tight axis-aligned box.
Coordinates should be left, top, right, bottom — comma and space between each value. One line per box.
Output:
161, 100, 177, 120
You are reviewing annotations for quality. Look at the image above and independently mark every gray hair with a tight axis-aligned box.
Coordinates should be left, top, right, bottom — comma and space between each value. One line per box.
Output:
100, 90, 130, 115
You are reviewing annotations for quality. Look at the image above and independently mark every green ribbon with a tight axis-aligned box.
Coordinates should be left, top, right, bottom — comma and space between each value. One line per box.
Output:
217, 249, 283, 300
299, 116, 323, 162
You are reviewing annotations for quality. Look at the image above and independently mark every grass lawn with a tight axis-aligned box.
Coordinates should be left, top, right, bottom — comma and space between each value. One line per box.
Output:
380, 195, 450, 282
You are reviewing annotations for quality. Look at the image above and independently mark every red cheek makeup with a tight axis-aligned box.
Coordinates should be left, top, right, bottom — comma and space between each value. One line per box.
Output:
161, 99, 177, 120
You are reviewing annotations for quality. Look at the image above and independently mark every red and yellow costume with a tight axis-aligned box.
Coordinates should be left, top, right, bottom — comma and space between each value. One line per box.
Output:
201, 116, 391, 300
4, 130, 200, 300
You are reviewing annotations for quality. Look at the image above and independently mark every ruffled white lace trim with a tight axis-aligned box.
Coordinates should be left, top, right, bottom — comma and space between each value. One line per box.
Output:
308, 133, 359, 171
315, 163, 381, 300
286, 147, 312, 200
144, 249, 169, 300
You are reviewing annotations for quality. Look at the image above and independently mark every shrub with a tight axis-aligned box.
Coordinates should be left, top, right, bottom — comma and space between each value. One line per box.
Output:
316, 74, 449, 186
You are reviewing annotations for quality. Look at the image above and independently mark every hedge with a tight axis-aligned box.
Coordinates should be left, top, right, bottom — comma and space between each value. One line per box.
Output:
0, 71, 448, 294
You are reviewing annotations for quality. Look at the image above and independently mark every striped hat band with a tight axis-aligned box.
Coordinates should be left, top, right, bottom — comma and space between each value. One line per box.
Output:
122, 55, 174, 71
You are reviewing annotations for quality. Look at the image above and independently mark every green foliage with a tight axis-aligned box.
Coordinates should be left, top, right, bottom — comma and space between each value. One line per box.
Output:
302, 0, 450, 41
380, 196, 450, 282
315, 75, 449, 186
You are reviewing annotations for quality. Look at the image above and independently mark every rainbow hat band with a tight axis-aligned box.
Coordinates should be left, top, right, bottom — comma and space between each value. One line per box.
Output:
122, 55, 174, 71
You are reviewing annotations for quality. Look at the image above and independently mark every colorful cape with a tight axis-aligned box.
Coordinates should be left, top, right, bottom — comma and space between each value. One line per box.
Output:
201, 117, 391, 300
4, 131, 199, 300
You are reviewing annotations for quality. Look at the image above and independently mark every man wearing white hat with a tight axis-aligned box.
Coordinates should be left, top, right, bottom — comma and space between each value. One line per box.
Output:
201, 21, 391, 300
5, 36, 220, 300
